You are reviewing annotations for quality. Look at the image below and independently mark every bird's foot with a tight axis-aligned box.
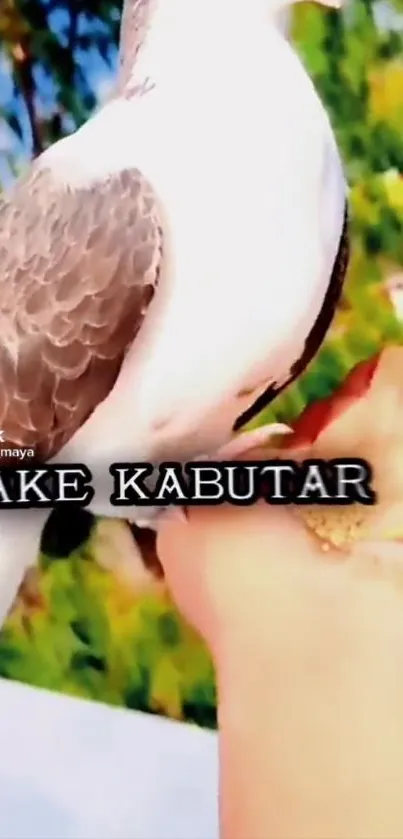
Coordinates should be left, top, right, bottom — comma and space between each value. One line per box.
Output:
124, 424, 291, 537
214, 422, 292, 461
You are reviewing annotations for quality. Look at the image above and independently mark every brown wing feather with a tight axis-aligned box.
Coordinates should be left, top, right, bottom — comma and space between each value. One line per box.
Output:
0, 162, 162, 463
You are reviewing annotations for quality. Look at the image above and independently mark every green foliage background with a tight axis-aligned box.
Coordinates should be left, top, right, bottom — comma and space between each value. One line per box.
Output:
0, 0, 403, 727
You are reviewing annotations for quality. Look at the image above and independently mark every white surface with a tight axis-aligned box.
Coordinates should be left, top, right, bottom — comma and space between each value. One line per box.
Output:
0, 678, 219, 839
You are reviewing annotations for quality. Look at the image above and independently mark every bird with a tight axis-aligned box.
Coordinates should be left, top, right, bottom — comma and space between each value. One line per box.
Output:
0, 0, 349, 624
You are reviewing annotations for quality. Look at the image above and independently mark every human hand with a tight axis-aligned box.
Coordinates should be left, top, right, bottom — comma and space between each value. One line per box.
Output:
157, 489, 403, 839
157, 348, 403, 668
157, 493, 403, 671
156, 349, 403, 838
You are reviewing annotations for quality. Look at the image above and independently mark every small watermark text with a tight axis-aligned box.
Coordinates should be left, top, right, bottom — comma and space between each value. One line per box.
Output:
0, 431, 35, 461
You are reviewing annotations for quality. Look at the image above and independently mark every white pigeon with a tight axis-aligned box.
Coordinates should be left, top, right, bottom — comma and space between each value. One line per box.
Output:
0, 0, 349, 624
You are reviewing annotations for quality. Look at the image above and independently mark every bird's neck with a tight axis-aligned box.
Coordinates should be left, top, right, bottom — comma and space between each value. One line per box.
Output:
116, 0, 279, 96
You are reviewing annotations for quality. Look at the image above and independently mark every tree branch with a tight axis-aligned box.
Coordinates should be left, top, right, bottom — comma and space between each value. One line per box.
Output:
11, 38, 43, 158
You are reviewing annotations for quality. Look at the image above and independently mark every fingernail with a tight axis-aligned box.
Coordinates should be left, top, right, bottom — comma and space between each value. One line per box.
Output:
162, 506, 188, 525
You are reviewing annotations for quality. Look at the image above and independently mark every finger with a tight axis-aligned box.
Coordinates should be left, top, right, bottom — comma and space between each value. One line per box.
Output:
191, 502, 323, 567
158, 501, 324, 580
156, 508, 205, 628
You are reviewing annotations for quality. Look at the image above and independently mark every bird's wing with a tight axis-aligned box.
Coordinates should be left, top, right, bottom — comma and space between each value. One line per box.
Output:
0, 161, 162, 462
234, 204, 349, 431
234, 131, 349, 432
